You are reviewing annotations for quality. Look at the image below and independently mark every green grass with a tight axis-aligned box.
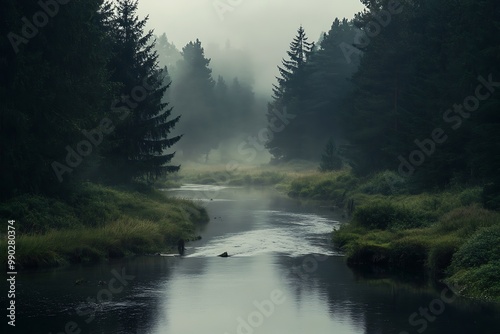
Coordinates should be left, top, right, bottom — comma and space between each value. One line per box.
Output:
332, 196, 500, 301
281, 169, 499, 302
0, 182, 208, 269
172, 164, 312, 189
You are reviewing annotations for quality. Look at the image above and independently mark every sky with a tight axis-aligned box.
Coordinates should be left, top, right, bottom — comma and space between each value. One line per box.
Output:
137, 0, 366, 95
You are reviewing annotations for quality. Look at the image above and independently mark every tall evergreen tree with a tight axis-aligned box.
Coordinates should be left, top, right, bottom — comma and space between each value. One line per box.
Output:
272, 26, 314, 101
306, 18, 360, 159
319, 138, 342, 172
266, 26, 314, 162
172, 39, 216, 161
103, 0, 181, 182
0, 0, 114, 197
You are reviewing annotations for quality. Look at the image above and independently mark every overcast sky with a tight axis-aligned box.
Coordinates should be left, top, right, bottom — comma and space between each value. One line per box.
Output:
137, 0, 366, 95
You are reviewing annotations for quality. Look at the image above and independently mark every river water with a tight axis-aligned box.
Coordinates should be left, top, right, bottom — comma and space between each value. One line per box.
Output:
8, 185, 500, 334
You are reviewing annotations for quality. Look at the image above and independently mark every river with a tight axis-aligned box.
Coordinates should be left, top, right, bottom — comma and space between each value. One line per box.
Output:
9, 185, 500, 334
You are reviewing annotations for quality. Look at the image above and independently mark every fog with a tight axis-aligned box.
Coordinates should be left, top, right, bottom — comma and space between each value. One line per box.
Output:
137, 0, 364, 96
134, 1, 365, 165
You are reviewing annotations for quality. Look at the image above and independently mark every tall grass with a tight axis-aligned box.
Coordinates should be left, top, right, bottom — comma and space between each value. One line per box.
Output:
0, 183, 208, 269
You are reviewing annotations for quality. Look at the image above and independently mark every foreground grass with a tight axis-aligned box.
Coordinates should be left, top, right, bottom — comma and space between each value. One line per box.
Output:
0, 182, 208, 269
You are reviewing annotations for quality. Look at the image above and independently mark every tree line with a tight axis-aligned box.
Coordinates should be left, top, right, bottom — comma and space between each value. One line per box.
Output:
1, 0, 183, 199
267, 0, 500, 206
153, 34, 261, 162
0, 0, 261, 200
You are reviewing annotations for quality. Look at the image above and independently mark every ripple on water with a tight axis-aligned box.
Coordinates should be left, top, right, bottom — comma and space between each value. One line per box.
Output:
186, 210, 342, 258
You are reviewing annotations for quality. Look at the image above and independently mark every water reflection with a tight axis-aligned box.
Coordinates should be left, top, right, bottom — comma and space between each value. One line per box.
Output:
7, 185, 500, 334
277, 255, 500, 334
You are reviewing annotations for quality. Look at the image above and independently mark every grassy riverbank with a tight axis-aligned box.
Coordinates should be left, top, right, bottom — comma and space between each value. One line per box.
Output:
157, 164, 499, 302
155, 161, 322, 192
0, 182, 208, 269
286, 169, 500, 302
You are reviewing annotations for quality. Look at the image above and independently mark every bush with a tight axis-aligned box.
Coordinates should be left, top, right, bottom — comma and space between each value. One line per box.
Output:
354, 202, 425, 230
447, 261, 500, 302
0, 195, 79, 233
358, 171, 408, 195
458, 187, 482, 206
482, 181, 500, 211
450, 224, 500, 270
332, 226, 362, 249
346, 242, 390, 266
389, 238, 429, 270
319, 138, 343, 172
435, 205, 500, 237
427, 239, 460, 276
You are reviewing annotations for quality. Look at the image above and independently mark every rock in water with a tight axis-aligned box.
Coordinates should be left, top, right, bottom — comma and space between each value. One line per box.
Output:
218, 252, 229, 257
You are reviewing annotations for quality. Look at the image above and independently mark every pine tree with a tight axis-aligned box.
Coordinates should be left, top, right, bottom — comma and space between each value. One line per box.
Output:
319, 138, 342, 172
172, 39, 217, 161
266, 26, 314, 162
154, 33, 181, 75
104, 0, 181, 182
0, 0, 115, 196
272, 26, 314, 101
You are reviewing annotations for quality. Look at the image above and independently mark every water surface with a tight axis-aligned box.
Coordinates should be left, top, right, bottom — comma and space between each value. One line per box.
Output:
8, 185, 500, 334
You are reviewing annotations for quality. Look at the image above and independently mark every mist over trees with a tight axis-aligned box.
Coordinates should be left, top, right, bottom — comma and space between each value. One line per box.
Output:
265, 0, 500, 202
102, 0, 181, 183
266, 20, 360, 162
154, 37, 264, 163
2, 0, 500, 207
0, 0, 182, 197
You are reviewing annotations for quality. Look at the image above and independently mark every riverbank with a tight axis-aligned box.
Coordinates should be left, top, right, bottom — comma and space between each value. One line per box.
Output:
158, 165, 499, 302
0, 182, 208, 269
284, 169, 500, 303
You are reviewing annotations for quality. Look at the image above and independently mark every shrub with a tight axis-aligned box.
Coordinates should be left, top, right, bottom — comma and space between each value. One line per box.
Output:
389, 238, 429, 270
447, 261, 500, 302
358, 171, 408, 195
332, 227, 361, 249
319, 139, 343, 172
346, 242, 390, 266
458, 187, 482, 206
427, 238, 460, 276
435, 205, 500, 237
0, 195, 79, 233
450, 224, 500, 270
354, 202, 425, 230
482, 181, 500, 211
